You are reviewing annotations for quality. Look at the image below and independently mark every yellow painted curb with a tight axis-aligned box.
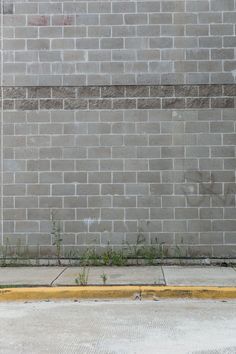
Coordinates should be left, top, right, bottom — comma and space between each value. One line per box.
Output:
0, 286, 141, 302
1, 286, 236, 302
140, 286, 236, 300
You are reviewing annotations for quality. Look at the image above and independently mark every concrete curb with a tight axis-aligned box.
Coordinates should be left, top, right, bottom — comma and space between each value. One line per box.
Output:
1, 286, 236, 302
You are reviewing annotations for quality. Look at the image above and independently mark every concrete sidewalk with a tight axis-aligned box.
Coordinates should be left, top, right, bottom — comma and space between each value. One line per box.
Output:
0, 265, 236, 287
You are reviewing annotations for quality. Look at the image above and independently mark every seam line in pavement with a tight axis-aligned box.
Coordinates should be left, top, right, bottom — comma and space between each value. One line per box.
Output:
161, 266, 167, 286
50, 267, 68, 287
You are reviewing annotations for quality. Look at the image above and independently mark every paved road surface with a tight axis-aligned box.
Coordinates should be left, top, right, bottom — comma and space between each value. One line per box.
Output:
0, 299, 236, 354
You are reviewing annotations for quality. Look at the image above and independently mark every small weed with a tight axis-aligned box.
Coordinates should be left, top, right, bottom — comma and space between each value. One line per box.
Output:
102, 246, 113, 266
174, 245, 182, 258
50, 210, 63, 266
75, 267, 89, 286
127, 228, 146, 265
35, 244, 40, 266
174, 243, 188, 265
100, 272, 108, 285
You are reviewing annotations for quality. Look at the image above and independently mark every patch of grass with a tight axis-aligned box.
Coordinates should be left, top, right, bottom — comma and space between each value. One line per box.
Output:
111, 250, 127, 266
102, 245, 128, 266
0, 238, 10, 267
81, 248, 101, 266
0, 217, 190, 266
0, 238, 34, 267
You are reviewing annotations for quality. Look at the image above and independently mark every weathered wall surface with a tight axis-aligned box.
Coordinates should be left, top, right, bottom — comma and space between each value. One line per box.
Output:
1, 0, 236, 258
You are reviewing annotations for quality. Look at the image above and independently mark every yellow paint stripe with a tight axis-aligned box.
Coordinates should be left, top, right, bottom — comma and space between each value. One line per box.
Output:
1, 286, 236, 301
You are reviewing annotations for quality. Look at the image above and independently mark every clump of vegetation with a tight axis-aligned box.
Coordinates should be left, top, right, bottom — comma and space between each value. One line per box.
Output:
0, 238, 33, 267
102, 245, 127, 266
142, 243, 169, 265
0, 238, 10, 267
80, 248, 101, 266
126, 227, 146, 265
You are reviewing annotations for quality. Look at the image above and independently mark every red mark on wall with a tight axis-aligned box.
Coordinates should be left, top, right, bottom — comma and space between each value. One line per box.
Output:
28, 16, 50, 26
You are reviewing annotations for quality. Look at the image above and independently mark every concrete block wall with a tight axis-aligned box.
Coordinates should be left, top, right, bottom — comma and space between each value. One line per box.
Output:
1, 0, 236, 258
2, 0, 236, 86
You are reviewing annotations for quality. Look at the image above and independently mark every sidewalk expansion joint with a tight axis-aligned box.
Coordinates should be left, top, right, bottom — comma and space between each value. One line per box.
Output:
160, 265, 167, 286
50, 267, 68, 287
232, 266, 236, 273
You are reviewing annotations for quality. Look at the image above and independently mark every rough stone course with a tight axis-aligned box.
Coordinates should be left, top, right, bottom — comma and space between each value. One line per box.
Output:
2, 85, 236, 110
